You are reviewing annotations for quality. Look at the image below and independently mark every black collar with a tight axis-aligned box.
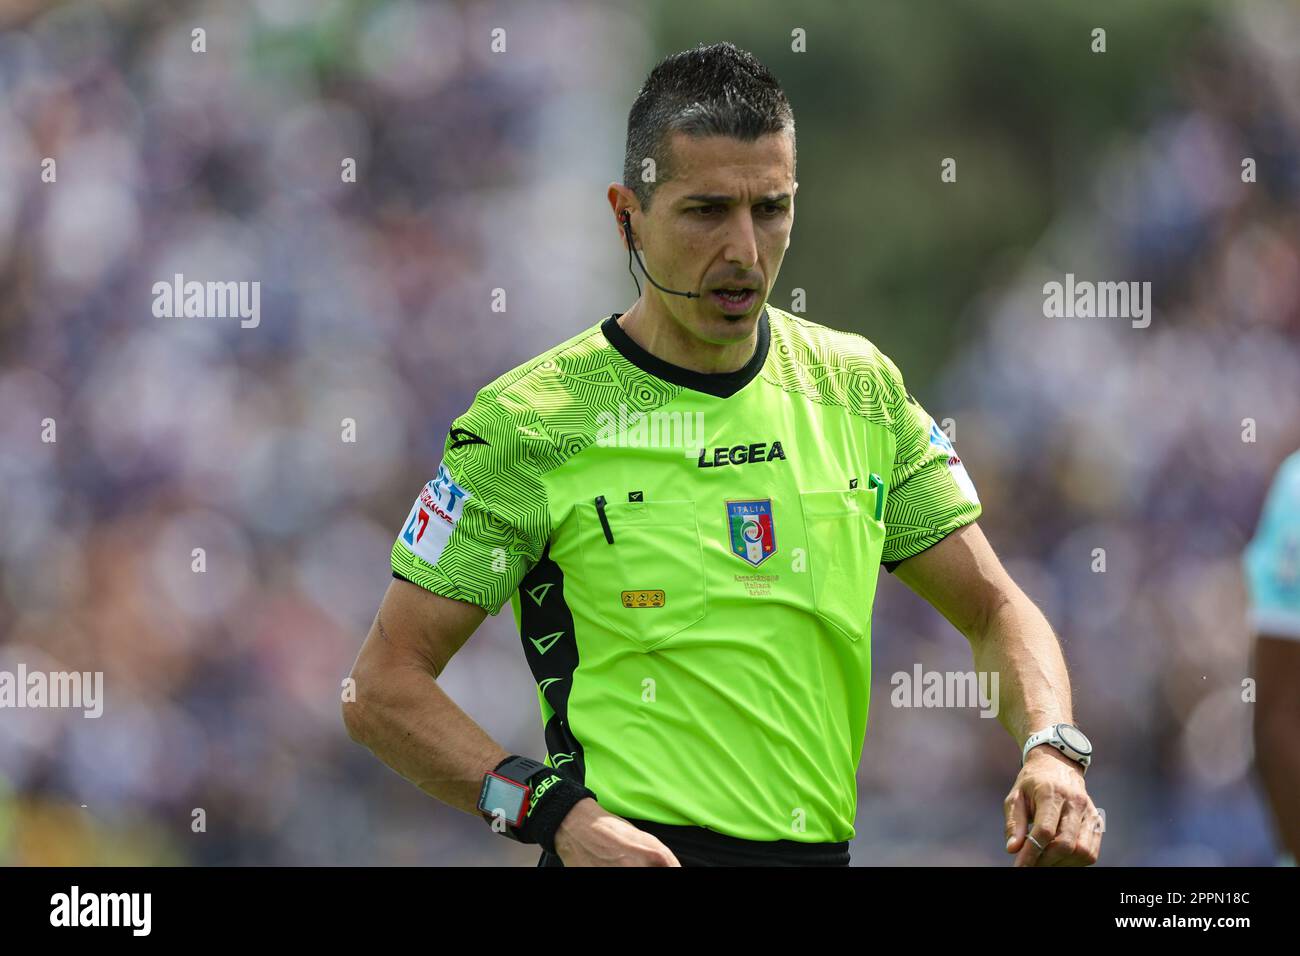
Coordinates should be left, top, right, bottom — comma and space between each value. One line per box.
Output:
600, 307, 770, 399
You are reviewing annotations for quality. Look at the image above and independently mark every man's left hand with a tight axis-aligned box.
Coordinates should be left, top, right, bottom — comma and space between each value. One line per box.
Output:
1004, 746, 1102, 866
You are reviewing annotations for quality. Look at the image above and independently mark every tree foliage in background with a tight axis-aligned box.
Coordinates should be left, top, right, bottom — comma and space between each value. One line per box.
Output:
652, 0, 1212, 380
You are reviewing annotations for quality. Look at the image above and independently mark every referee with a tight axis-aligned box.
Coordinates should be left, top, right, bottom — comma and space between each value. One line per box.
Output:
344, 42, 1102, 867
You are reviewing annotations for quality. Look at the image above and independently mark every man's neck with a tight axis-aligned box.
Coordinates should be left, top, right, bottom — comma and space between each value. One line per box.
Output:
617, 298, 760, 375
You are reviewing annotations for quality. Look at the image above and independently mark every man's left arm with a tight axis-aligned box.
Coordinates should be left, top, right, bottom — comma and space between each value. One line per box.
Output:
893, 520, 1102, 867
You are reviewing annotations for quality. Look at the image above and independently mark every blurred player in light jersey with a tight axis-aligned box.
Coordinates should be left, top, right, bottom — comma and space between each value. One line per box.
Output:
1243, 449, 1300, 865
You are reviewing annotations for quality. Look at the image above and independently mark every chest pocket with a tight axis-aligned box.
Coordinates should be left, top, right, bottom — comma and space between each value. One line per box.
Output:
799, 488, 884, 642
577, 498, 708, 652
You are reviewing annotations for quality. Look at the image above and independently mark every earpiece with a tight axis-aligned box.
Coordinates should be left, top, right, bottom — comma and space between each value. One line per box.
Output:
619, 208, 699, 299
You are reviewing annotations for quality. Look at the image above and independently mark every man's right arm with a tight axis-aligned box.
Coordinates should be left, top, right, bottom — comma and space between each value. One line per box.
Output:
342, 576, 505, 813
342, 577, 680, 865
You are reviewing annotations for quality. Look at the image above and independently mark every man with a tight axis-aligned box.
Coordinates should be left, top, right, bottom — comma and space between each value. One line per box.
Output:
344, 41, 1102, 867
1244, 449, 1300, 865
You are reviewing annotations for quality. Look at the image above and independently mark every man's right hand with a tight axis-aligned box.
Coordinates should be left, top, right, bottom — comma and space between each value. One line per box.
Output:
552, 798, 681, 866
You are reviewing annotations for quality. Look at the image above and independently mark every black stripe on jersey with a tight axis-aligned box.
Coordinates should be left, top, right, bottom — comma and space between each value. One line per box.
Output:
517, 543, 592, 792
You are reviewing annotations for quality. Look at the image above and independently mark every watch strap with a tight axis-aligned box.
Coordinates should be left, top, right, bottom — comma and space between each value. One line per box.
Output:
1021, 727, 1053, 765
492, 755, 547, 784
1022, 723, 1091, 773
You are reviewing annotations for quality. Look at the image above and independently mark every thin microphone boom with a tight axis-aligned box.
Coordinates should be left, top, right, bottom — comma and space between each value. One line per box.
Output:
622, 210, 700, 299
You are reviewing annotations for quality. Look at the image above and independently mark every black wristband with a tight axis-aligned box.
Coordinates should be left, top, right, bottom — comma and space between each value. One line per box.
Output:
482, 756, 596, 854
517, 771, 597, 854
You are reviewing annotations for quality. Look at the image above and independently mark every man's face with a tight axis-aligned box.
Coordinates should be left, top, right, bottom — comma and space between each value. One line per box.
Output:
634, 131, 796, 345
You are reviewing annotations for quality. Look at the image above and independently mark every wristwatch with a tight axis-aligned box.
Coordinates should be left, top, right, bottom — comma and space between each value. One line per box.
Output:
1021, 723, 1092, 774
476, 754, 597, 853
477, 755, 548, 835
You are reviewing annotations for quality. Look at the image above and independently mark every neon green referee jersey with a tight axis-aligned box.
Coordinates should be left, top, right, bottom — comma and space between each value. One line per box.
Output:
391, 305, 982, 842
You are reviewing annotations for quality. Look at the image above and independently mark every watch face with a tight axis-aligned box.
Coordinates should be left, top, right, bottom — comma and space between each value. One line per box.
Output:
1058, 724, 1092, 755
481, 775, 527, 825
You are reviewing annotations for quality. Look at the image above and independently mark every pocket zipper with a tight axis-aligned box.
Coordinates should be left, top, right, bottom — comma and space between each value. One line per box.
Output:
594, 495, 615, 544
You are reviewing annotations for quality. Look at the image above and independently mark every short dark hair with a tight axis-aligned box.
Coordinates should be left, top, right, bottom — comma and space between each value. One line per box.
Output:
623, 42, 795, 212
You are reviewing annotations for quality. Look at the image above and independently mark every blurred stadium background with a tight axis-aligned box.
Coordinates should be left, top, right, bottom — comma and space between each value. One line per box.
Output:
0, 0, 1297, 865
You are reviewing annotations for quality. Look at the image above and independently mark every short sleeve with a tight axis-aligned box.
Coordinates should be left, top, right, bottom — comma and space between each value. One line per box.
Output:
390, 396, 550, 615
878, 354, 982, 572
1243, 451, 1300, 640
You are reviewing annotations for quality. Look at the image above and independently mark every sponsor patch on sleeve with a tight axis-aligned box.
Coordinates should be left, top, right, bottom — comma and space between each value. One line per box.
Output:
398, 460, 472, 567
929, 419, 980, 505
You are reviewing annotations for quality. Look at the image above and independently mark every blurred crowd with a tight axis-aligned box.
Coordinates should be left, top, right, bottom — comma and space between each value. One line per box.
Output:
0, 0, 634, 866
0, 0, 1296, 865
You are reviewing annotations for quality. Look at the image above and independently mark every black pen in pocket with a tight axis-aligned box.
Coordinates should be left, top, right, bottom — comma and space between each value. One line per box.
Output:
594, 495, 614, 543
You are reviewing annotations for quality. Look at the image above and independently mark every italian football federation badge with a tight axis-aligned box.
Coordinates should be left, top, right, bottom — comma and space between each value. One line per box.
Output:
727, 499, 776, 567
